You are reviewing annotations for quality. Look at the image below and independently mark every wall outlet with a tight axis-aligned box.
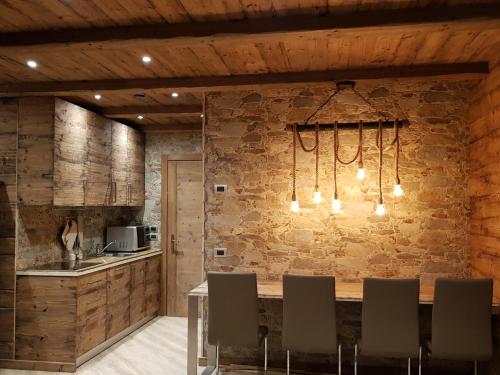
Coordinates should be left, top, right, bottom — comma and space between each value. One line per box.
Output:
214, 184, 227, 193
214, 248, 227, 257
147, 233, 158, 241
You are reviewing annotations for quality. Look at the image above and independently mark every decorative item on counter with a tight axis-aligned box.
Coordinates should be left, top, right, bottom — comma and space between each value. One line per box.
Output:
62, 219, 78, 260
76, 215, 84, 259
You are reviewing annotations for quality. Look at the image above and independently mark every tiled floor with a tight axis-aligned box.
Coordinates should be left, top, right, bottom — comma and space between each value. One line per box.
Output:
0, 317, 205, 375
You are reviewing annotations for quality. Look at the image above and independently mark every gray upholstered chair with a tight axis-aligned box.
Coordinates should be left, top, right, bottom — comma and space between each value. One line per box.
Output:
282, 275, 341, 375
428, 278, 493, 375
355, 278, 421, 375
207, 272, 268, 373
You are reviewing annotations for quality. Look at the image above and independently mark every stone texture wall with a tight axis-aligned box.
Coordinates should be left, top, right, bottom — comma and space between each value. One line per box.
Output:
204, 81, 472, 284
16, 205, 141, 270
142, 131, 203, 250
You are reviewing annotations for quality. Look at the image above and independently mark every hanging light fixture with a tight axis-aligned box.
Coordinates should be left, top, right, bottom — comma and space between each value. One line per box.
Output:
332, 122, 342, 213
376, 120, 386, 216
313, 124, 323, 204
393, 120, 404, 197
356, 120, 365, 181
290, 124, 300, 213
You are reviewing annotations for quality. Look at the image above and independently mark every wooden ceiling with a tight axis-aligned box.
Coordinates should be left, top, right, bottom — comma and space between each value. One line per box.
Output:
0, 0, 499, 131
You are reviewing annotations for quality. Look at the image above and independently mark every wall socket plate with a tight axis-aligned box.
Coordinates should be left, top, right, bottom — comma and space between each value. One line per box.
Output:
147, 233, 158, 241
149, 225, 158, 233
214, 248, 227, 257
214, 184, 228, 193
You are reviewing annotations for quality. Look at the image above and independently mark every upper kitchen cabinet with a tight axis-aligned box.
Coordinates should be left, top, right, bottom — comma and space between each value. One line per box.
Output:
17, 97, 144, 207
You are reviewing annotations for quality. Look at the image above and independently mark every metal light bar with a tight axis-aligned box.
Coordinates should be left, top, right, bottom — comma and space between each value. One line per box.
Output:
285, 119, 409, 131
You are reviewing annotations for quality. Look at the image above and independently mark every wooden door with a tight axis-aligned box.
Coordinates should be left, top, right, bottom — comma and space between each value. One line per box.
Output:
127, 127, 145, 206
111, 121, 128, 206
85, 113, 112, 206
165, 157, 203, 317
106, 265, 130, 339
53, 99, 87, 206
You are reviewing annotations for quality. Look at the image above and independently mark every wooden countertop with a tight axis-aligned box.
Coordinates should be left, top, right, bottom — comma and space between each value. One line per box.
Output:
190, 279, 500, 309
16, 249, 162, 277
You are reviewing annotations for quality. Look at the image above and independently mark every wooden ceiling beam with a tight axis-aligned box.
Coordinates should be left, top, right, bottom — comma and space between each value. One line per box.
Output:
101, 105, 202, 117
0, 63, 489, 96
0, 5, 499, 52
139, 123, 202, 133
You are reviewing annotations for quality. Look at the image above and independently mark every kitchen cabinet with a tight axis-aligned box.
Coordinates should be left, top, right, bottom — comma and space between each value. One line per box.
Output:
106, 265, 131, 338
15, 254, 161, 368
17, 97, 144, 207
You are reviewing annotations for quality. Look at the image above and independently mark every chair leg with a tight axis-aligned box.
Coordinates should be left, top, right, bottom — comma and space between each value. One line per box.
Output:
408, 357, 411, 375
419, 346, 422, 375
338, 344, 342, 375
264, 337, 268, 372
287, 350, 290, 375
216, 345, 219, 374
474, 360, 478, 375
354, 344, 358, 375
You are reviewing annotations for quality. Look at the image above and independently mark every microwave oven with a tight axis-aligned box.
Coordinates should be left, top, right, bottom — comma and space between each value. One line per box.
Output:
106, 225, 150, 252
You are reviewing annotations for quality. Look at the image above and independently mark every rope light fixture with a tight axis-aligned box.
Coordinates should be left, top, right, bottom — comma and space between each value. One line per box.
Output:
288, 81, 407, 216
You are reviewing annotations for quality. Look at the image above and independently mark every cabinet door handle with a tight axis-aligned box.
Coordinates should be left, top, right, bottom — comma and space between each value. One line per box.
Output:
113, 181, 117, 203
83, 180, 87, 205
127, 183, 131, 205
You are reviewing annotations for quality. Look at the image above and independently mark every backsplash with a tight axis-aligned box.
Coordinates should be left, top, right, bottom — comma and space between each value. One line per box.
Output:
16, 205, 142, 270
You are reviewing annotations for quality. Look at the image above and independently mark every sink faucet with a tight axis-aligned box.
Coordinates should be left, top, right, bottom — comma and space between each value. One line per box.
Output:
97, 240, 116, 256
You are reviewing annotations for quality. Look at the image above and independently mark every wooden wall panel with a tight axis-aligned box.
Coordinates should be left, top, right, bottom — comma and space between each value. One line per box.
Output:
17, 97, 54, 205
469, 62, 500, 299
76, 271, 107, 357
0, 98, 17, 360
127, 128, 145, 207
111, 122, 129, 206
15, 277, 77, 362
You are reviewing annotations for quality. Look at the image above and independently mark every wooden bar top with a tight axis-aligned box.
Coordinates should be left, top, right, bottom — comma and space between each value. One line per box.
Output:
189, 279, 500, 309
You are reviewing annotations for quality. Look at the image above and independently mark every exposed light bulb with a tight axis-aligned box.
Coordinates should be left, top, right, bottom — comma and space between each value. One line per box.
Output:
332, 198, 342, 213
290, 199, 300, 213
357, 168, 365, 180
394, 184, 404, 197
376, 203, 386, 216
313, 190, 322, 204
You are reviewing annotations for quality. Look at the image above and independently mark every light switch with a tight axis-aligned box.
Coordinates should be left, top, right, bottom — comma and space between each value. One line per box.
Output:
214, 184, 227, 193
214, 248, 227, 257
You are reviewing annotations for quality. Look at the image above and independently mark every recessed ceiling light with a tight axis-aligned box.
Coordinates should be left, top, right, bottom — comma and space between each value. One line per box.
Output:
142, 56, 152, 63
137, 115, 144, 120
94, 94, 102, 100
200, 114, 204, 118
26, 60, 37, 69
171, 92, 179, 98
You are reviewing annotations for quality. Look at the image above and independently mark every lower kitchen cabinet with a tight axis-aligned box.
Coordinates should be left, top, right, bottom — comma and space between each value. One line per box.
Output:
15, 254, 161, 367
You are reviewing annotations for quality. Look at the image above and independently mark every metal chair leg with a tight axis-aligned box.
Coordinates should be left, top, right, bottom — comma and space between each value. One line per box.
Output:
216, 345, 219, 374
408, 357, 411, 375
354, 344, 358, 375
474, 360, 478, 375
264, 337, 268, 372
287, 350, 290, 375
419, 347, 422, 375
338, 344, 342, 375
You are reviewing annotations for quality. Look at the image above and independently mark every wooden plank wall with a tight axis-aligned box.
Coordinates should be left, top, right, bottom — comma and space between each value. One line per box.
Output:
0, 98, 17, 359
469, 61, 500, 299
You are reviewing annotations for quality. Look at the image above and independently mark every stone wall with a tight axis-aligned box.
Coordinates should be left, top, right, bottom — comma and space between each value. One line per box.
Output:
142, 131, 203, 251
204, 81, 472, 284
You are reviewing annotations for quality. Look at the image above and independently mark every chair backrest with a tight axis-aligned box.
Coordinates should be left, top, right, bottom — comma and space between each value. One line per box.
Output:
432, 278, 493, 361
361, 278, 420, 358
207, 272, 260, 347
282, 275, 337, 353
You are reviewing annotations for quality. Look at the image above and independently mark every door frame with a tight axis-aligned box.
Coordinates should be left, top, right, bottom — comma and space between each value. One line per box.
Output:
160, 153, 203, 316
